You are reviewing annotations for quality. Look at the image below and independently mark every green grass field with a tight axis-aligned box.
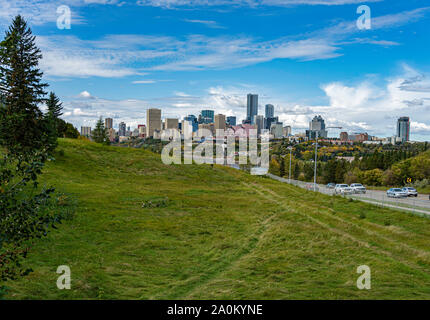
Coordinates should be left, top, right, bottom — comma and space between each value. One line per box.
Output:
5, 139, 430, 299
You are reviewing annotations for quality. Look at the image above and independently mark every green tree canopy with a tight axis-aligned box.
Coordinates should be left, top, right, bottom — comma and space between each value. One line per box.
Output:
0, 15, 48, 155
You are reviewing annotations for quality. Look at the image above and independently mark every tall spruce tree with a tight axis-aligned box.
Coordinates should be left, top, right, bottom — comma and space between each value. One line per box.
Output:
46, 92, 63, 121
0, 15, 48, 155
44, 92, 63, 151
92, 117, 110, 145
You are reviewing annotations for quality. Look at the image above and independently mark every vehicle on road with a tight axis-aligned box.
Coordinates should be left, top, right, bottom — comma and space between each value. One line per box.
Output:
387, 188, 408, 198
334, 184, 354, 195
306, 183, 319, 191
402, 187, 418, 197
326, 183, 336, 189
350, 183, 366, 194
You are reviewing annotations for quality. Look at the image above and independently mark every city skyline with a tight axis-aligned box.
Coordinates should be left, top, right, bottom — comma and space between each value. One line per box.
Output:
82, 102, 412, 145
1, 1, 429, 140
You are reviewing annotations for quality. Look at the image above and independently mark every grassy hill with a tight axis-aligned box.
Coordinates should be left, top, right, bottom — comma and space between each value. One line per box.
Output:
5, 139, 430, 299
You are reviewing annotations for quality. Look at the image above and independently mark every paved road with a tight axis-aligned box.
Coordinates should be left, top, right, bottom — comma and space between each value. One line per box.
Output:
319, 187, 430, 211
266, 174, 430, 215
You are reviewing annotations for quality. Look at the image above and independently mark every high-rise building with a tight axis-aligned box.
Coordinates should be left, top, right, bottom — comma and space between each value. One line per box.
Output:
247, 94, 258, 123
81, 126, 91, 138
265, 116, 279, 130
253, 115, 264, 135
397, 117, 410, 142
182, 120, 194, 139
105, 118, 113, 129
265, 104, 274, 119
214, 114, 226, 132
200, 110, 214, 124
166, 118, 179, 129
138, 124, 146, 137
226, 116, 236, 126
184, 115, 198, 132
118, 122, 126, 137
146, 108, 162, 138
283, 126, 292, 137
198, 123, 214, 136
306, 115, 327, 139
270, 123, 283, 139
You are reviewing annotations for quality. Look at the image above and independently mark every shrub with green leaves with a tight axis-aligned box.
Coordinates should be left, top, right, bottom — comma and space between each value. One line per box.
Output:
0, 150, 60, 282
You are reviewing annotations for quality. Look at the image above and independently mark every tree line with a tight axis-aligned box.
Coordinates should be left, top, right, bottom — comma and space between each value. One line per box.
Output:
270, 142, 430, 189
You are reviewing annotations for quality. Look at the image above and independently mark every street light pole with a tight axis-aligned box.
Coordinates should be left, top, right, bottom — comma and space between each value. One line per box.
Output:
288, 146, 293, 183
314, 132, 318, 191
313, 126, 342, 192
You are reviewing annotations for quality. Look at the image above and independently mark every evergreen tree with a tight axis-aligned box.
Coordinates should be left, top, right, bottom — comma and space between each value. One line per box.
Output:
92, 117, 110, 145
0, 15, 48, 155
46, 92, 63, 123
57, 119, 79, 139
43, 92, 63, 151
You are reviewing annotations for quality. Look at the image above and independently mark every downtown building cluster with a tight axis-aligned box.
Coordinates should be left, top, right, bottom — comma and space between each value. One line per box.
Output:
80, 94, 411, 145
80, 94, 292, 142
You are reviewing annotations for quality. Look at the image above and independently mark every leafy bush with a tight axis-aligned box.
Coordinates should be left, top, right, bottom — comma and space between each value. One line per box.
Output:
0, 150, 66, 283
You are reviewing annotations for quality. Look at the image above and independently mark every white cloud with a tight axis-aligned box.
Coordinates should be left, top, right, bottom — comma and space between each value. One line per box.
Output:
0, 0, 87, 26
183, 19, 226, 29
411, 121, 430, 134
321, 82, 377, 109
136, 0, 380, 8
78, 90, 94, 99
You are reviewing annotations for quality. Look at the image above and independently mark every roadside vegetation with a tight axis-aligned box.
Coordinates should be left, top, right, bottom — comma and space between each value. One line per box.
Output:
270, 140, 430, 193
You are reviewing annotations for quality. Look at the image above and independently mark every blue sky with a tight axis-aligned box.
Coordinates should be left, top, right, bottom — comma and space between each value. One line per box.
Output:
1, 0, 430, 140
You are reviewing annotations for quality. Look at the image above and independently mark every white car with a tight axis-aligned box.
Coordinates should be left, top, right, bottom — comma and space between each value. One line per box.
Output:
387, 188, 408, 198
402, 187, 418, 197
334, 184, 354, 195
350, 183, 367, 194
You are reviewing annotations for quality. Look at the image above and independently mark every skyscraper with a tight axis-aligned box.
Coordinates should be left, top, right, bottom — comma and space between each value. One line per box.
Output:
397, 117, 410, 142
306, 115, 327, 139
184, 115, 198, 132
226, 116, 236, 126
214, 114, 226, 132
146, 108, 162, 138
247, 94, 258, 124
105, 118, 113, 129
253, 115, 264, 135
166, 118, 179, 129
265, 116, 279, 130
265, 104, 274, 119
118, 122, 126, 137
200, 110, 214, 124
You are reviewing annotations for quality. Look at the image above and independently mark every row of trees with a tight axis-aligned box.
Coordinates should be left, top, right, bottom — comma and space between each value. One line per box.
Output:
271, 148, 430, 188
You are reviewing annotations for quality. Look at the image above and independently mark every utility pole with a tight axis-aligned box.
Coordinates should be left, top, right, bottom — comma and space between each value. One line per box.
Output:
313, 126, 342, 192
314, 132, 318, 192
288, 146, 293, 183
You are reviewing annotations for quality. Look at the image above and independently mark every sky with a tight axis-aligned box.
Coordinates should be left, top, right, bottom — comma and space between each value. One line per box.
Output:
1, 0, 430, 140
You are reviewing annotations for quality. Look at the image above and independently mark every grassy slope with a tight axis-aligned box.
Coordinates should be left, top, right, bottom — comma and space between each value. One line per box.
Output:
5, 139, 430, 299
